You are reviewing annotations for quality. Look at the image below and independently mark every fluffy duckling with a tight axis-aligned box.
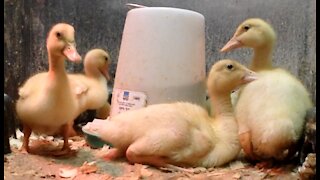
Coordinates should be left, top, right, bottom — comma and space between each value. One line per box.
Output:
220, 18, 313, 163
68, 49, 110, 115
15, 23, 82, 153
83, 59, 258, 169
68, 49, 111, 133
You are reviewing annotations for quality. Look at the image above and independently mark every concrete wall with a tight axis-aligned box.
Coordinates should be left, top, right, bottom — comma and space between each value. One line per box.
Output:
4, 0, 316, 104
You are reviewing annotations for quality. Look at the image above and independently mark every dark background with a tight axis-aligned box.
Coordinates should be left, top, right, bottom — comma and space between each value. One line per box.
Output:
4, 0, 316, 104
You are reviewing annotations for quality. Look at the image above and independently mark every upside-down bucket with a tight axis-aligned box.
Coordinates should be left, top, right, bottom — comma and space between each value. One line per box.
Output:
110, 7, 206, 116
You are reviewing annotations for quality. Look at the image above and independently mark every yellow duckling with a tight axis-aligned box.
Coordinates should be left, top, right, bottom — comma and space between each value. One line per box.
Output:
83, 59, 257, 169
68, 49, 110, 115
16, 23, 82, 153
220, 18, 313, 163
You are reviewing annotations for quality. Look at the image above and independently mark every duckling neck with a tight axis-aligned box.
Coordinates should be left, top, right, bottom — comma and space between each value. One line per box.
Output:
84, 67, 103, 79
202, 94, 240, 167
251, 44, 274, 71
48, 53, 67, 77
210, 95, 233, 119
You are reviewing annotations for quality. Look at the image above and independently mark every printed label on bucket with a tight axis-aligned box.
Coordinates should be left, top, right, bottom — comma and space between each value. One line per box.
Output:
110, 88, 147, 116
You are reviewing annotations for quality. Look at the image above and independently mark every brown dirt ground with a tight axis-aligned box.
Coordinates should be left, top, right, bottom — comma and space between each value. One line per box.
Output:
4, 136, 301, 180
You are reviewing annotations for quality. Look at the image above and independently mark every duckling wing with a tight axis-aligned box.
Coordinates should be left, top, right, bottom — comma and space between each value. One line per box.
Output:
68, 74, 89, 96
236, 69, 313, 160
18, 73, 47, 100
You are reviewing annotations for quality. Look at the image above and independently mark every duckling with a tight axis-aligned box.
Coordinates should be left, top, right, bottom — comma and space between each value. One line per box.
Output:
83, 59, 258, 169
68, 49, 111, 133
15, 23, 82, 154
220, 18, 313, 163
68, 49, 110, 114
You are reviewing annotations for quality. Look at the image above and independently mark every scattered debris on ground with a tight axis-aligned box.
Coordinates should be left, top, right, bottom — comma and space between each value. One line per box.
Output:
4, 131, 303, 180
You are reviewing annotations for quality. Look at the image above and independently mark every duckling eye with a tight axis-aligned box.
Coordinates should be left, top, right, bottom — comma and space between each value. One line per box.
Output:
56, 32, 62, 38
243, 25, 250, 31
104, 57, 109, 61
226, 64, 234, 70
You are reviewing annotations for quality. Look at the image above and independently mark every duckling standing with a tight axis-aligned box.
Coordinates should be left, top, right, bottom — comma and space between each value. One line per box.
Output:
220, 18, 313, 164
16, 23, 82, 154
83, 59, 257, 169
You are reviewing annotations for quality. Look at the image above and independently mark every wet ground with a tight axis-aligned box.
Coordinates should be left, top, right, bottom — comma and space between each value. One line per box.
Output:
4, 135, 301, 180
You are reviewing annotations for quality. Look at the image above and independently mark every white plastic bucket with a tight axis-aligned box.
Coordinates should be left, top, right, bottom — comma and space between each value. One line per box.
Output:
110, 7, 206, 116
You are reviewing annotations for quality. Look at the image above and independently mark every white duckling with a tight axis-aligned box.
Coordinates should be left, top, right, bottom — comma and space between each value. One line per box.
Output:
16, 23, 82, 153
83, 59, 257, 169
68, 48, 110, 115
220, 18, 313, 163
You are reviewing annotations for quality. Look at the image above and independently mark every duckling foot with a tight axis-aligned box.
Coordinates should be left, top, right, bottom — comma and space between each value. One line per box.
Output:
125, 148, 193, 173
51, 149, 70, 156
50, 146, 76, 157
20, 147, 29, 154
265, 167, 284, 175
51, 124, 75, 156
255, 161, 274, 169
20, 125, 32, 154
255, 161, 285, 176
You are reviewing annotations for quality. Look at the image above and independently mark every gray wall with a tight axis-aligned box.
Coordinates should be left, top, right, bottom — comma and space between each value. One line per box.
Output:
4, 0, 316, 104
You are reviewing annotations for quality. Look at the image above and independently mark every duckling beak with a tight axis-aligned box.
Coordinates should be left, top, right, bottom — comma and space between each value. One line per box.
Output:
242, 71, 258, 83
101, 68, 111, 81
220, 36, 243, 52
63, 44, 82, 63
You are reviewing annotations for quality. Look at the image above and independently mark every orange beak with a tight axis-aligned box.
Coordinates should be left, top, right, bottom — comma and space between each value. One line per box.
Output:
242, 71, 258, 83
101, 66, 111, 81
63, 44, 82, 63
220, 36, 243, 53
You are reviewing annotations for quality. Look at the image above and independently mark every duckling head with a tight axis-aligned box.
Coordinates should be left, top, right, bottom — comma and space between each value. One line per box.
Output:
46, 23, 82, 62
84, 49, 111, 80
220, 18, 276, 52
207, 59, 258, 96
